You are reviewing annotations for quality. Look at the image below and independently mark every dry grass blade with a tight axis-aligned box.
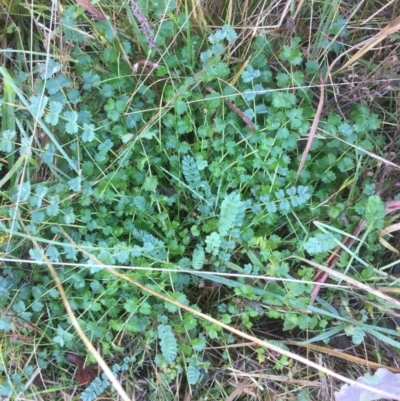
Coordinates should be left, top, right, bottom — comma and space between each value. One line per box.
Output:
228, 369, 322, 387
224, 380, 251, 401
386, 200, 400, 214
361, 0, 397, 25
380, 222, 400, 256
285, 341, 400, 374
337, 16, 400, 73
376, 287, 400, 294
293, 256, 400, 310
314, 179, 354, 209
296, 74, 324, 180
321, 132, 400, 170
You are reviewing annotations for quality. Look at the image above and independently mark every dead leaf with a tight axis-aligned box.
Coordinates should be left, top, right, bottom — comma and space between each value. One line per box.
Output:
335, 368, 400, 401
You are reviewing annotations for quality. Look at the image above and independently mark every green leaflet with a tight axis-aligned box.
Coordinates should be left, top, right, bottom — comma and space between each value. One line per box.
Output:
158, 324, 178, 363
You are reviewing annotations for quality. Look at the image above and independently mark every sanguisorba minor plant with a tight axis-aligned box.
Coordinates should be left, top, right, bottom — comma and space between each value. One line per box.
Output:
0, 0, 398, 398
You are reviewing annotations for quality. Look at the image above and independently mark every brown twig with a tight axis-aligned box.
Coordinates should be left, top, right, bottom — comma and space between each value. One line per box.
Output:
74, 0, 106, 20
132, 59, 161, 73
296, 74, 324, 180
203, 86, 255, 132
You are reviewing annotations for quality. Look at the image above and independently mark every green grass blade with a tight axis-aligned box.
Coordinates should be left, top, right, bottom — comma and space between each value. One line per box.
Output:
0, 66, 78, 175
0, 154, 25, 189
2, 69, 16, 185
366, 327, 400, 349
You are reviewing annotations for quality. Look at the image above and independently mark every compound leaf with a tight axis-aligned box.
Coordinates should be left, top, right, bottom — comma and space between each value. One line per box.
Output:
219, 192, 242, 237
157, 324, 178, 363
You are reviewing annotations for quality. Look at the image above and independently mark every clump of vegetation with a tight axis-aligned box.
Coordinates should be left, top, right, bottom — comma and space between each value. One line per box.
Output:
1, 0, 400, 400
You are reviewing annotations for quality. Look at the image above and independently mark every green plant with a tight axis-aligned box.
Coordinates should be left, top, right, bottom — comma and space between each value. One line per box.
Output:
1, 1, 399, 399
